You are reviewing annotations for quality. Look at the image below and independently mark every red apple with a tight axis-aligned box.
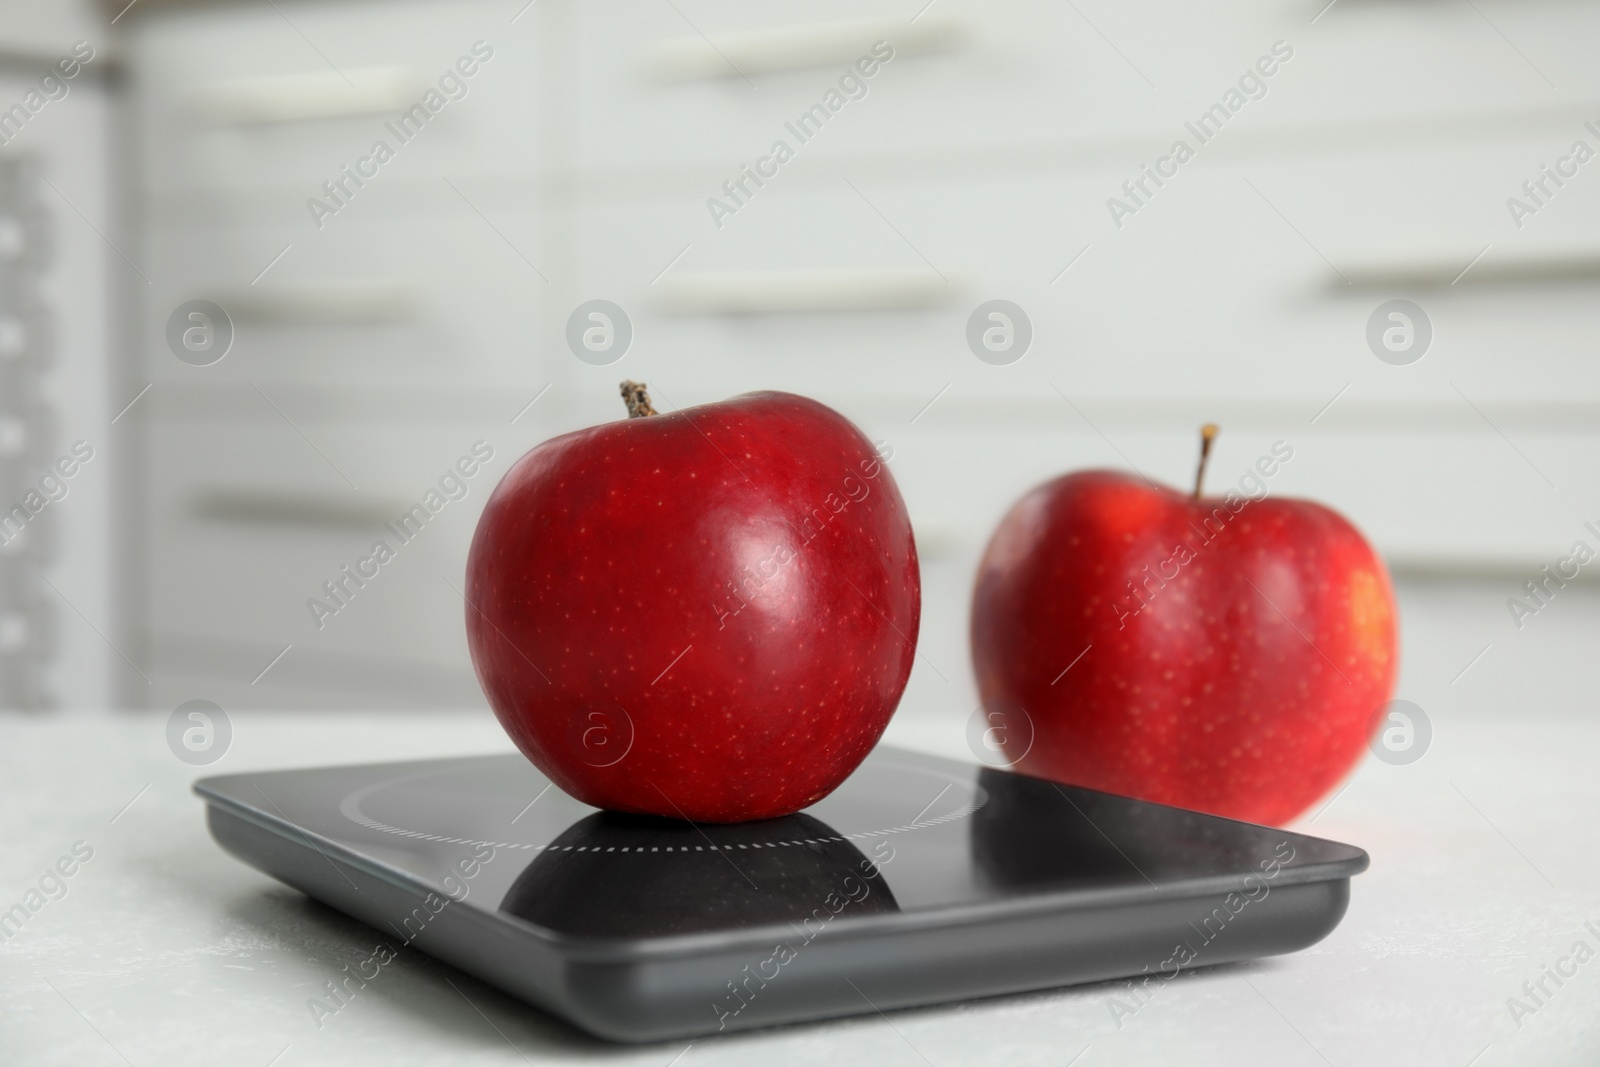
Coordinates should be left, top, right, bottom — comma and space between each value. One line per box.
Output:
971, 427, 1397, 825
466, 383, 919, 823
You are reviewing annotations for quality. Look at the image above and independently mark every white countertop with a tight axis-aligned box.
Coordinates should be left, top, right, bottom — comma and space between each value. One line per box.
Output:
4, 579, 1599, 1066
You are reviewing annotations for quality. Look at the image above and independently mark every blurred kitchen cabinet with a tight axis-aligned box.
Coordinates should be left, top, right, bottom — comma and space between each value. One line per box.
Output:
122, 0, 1600, 709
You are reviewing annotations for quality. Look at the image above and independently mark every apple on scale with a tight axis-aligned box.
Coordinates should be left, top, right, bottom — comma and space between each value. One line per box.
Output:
465, 381, 920, 823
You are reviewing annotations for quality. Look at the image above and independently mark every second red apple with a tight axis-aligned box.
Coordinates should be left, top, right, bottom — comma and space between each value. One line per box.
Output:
971, 429, 1398, 825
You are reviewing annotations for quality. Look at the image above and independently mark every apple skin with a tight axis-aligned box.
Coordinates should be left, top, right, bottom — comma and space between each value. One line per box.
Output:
971, 469, 1397, 826
465, 391, 919, 823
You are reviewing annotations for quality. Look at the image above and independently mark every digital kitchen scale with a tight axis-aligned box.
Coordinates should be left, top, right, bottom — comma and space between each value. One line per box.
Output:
194, 745, 1367, 1043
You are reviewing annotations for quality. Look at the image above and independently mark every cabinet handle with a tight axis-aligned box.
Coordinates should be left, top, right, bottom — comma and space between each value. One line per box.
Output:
192, 489, 398, 530
654, 269, 954, 313
1340, 253, 1600, 289
652, 17, 965, 80
211, 283, 414, 323
193, 67, 423, 124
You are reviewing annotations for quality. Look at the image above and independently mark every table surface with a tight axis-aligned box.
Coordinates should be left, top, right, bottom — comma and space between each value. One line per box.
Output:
4, 580, 1599, 1067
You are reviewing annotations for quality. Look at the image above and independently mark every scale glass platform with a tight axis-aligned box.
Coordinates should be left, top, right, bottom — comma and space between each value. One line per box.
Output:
195, 745, 1366, 1042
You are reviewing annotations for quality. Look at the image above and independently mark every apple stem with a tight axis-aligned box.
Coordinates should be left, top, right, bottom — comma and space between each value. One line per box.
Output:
620, 380, 658, 418
1193, 423, 1219, 499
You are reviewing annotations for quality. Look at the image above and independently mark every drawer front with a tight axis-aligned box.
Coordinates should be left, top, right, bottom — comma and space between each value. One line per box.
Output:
131, 0, 541, 194
140, 201, 554, 392
141, 420, 536, 678
561, 0, 1591, 173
